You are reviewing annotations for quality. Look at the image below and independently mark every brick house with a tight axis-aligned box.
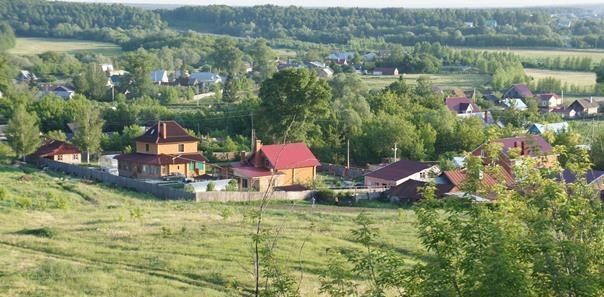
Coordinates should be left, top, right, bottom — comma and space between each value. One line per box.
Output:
472, 135, 556, 174
29, 139, 81, 164
232, 140, 320, 191
115, 121, 207, 179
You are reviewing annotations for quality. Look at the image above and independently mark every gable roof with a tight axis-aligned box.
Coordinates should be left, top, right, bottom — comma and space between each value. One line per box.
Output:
53, 86, 74, 93
528, 122, 569, 135
150, 70, 169, 82
504, 84, 533, 99
502, 98, 528, 110
373, 67, 398, 74
537, 93, 560, 101
570, 99, 599, 109
135, 121, 199, 144
259, 142, 320, 170
444, 167, 514, 188
558, 169, 604, 185
29, 140, 81, 158
445, 97, 480, 113
365, 159, 432, 181
492, 135, 553, 156
388, 179, 455, 202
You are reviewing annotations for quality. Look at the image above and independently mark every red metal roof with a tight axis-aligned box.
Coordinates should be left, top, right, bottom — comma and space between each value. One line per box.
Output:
259, 142, 320, 170
135, 121, 199, 144
444, 168, 514, 188
29, 140, 81, 158
232, 164, 285, 178
494, 135, 553, 155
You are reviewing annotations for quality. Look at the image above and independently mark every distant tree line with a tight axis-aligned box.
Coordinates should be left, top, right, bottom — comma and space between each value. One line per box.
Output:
159, 5, 604, 49
0, 22, 16, 52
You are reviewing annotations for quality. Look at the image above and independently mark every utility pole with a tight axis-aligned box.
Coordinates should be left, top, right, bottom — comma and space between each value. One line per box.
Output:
346, 138, 350, 169
250, 112, 255, 150
392, 143, 398, 162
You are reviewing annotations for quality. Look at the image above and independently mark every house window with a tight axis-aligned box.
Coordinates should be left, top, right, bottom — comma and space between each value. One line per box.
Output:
420, 172, 426, 179
161, 166, 167, 174
178, 144, 185, 152
57, 154, 63, 160
73, 154, 79, 160
242, 179, 248, 189
145, 144, 150, 152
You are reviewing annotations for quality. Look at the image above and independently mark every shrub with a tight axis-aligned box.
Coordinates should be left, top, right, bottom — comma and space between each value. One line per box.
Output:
206, 182, 216, 192
315, 189, 336, 204
0, 188, 6, 200
15, 196, 33, 209
17, 227, 58, 238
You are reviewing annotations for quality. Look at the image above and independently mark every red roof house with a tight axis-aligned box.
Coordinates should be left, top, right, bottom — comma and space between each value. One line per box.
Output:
445, 97, 480, 114
29, 139, 82, 164
232, 140, 320, 191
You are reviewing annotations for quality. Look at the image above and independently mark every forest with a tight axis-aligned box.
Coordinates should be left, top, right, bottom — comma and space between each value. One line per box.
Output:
159, 5, 604, 48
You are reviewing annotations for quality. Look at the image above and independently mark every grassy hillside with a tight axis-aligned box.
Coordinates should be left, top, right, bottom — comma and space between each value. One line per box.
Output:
8, 38, 122, 56
0, 160, 419, 296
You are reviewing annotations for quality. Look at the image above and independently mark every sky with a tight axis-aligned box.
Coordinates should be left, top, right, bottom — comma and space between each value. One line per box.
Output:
63, 0, 604, 9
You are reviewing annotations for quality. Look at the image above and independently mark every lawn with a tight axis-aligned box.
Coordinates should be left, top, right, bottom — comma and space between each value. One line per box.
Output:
361, 73, 490, 90
8, 38, 122, 56
0, 161, 420, 296
524, 68, 596, 87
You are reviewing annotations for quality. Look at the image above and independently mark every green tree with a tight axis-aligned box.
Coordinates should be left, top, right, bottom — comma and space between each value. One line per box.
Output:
249, 38, 276, 82
46, 130, 67, 141
591, 129, 604, 170
124, 49, 155, 97
73, 63, 109, 100
211, 38, 245, 102
6, 104, 40, 161
257, 68, 332, 145
72, 100, 105, 163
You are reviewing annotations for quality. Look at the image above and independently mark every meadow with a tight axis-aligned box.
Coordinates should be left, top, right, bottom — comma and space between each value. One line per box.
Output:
8, 38, 122, 56
0, 159, 420, 296
460, 46, 604, 62
524, 68, 597, 87
361, 73, 490, 90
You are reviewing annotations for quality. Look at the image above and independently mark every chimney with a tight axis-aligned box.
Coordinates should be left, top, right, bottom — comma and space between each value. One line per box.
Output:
483, 111, 488, 123
521, 141, 528, 156
240, 151, 247, 164
161, 122, 167, 139
254, 139, 262, 153
514, 141, 519, 148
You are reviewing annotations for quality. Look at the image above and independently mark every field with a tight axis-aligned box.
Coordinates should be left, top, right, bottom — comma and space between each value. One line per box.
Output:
361, 73, 490, 90
0, 161, 420, 296
8, 38, 122, 56
524, 68, 596, 87
460, 47, 604, 62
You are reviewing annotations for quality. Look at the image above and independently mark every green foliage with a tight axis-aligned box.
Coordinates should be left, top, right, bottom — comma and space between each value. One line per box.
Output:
6, 104, 41, 160
206, 182, 216, 192
73, 63, 109, 100
0, 22, 16, 52
591, 129, 604, 170
17, 227, 58, 238
71, 98, 104, 162
46, 130, 67, 141
258, 68, 333, 145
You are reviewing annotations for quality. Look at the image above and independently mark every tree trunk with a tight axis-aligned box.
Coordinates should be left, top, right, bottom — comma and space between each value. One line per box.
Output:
86, 151, 90, 163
